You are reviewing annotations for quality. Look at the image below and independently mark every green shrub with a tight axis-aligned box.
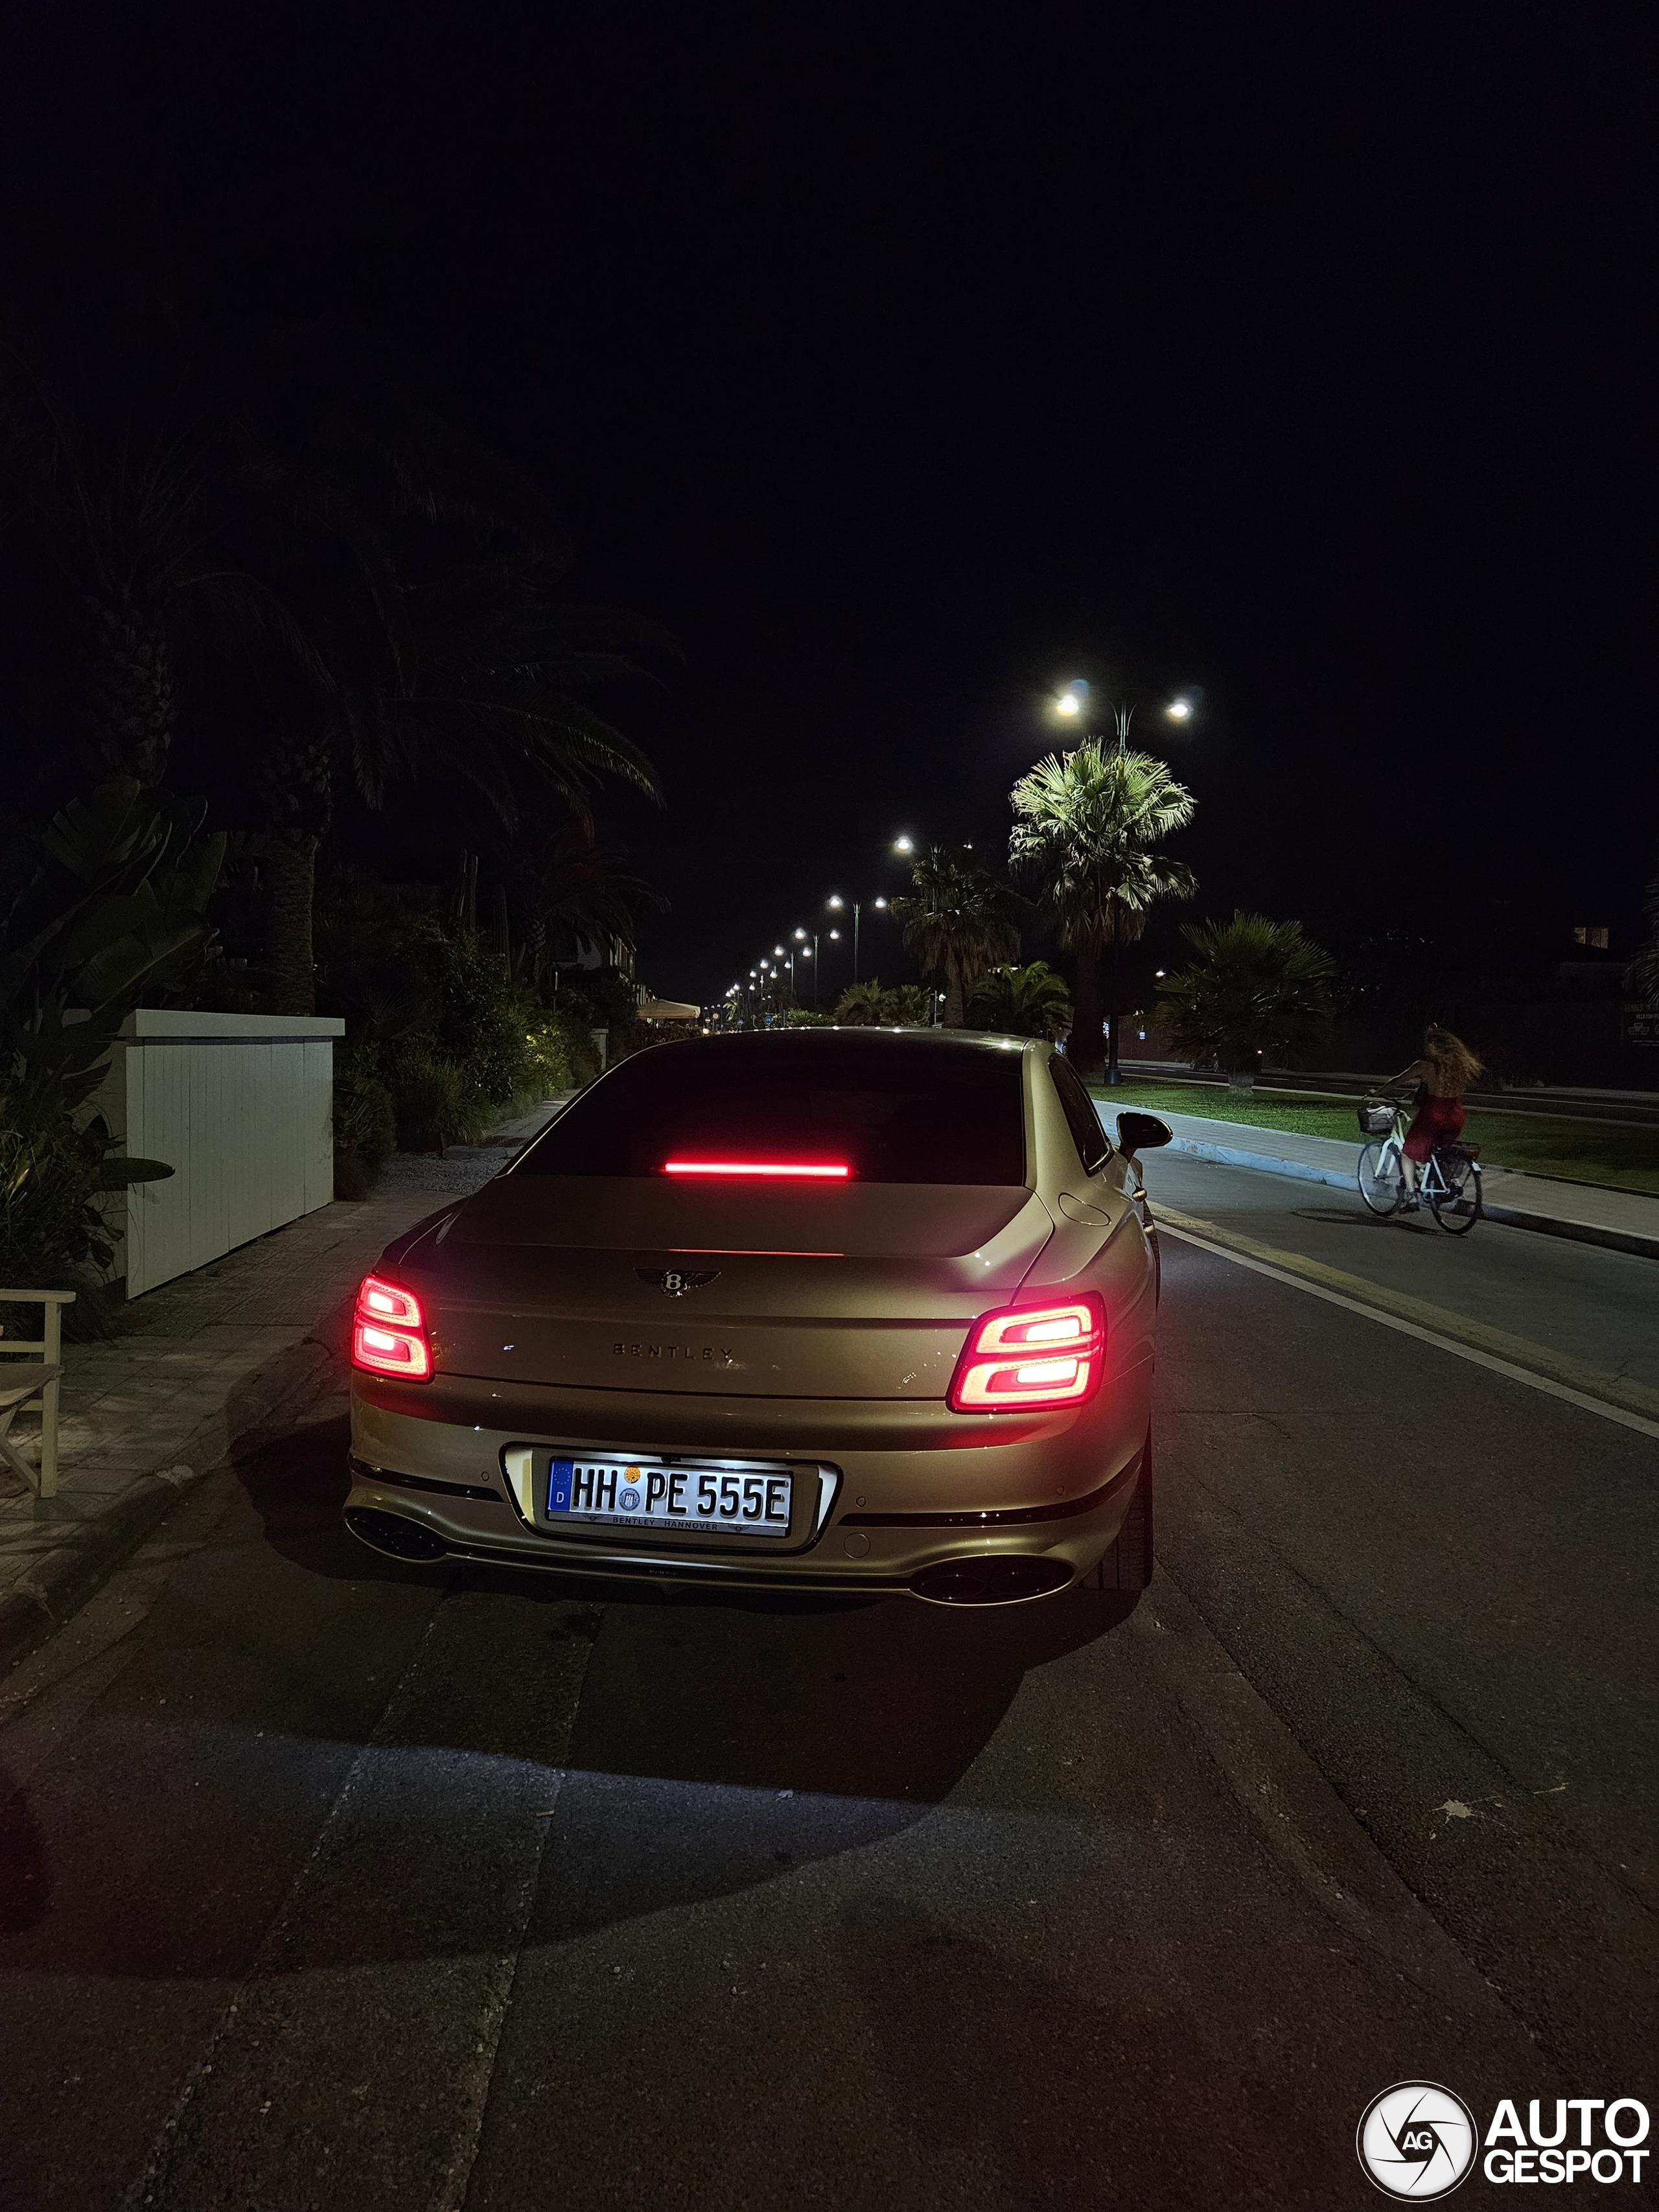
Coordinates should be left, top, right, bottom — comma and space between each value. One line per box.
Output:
0, 1110, 174, 1337
966, 961, 1073, 1040
832, 980, 887, 1025
0, 780, 212, 1323
434, 930, 533, 1106
1, 1119, 110, 1334
389, 1053, 480, 1153
317, 874, 550, 1119
557, 968, 649, 1065
332, 1065, 397, 1197
831, 981, 933, 1026
542, 1001, 603, 1086
522, 1014, 604, 1095
881, 984, 934, 1027
1157, 913, 1338, 1080
334, 1065, 397, 1163
522, 1021, 570, 1095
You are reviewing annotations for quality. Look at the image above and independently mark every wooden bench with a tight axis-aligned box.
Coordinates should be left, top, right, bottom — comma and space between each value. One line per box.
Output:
0, 1289, 76, 1499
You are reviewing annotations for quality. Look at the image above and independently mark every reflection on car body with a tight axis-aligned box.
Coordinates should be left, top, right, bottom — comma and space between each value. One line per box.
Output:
345, 1029, 1169, 1605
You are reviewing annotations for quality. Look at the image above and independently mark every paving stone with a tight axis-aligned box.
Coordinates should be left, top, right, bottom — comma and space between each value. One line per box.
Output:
0, 1115, 551, 1676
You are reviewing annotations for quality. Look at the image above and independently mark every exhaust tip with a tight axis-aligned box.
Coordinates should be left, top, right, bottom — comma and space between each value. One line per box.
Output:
345, 1506, 448, 1563
911, 1555, 1073, 1606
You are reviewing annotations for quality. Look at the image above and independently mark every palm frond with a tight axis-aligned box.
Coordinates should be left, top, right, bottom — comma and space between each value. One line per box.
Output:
1008, 737, 1198, 952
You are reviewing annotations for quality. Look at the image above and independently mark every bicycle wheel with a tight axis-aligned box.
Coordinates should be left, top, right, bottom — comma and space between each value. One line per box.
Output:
1358, 1140, 1405, 1216
1430, 1154, 1482, 1235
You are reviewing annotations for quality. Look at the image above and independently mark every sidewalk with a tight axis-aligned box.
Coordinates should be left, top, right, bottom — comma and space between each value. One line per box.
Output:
1121, 1059, 1659, 1124
1106, 1104, 1659, 1261
0, 1102, 562, 1677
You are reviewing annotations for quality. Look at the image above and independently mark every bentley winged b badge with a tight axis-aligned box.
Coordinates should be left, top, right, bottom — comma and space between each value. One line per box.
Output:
638, 1267, 721, 1297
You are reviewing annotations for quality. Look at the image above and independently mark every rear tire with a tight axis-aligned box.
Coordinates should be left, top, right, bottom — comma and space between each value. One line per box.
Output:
1358, 1139, 1405, 1217
1082, 1430, 1154, 1594
1430, 1154, 1482, 1235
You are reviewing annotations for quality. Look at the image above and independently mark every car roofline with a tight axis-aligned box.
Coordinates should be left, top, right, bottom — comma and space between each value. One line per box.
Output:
677, 1028, 1041, 1053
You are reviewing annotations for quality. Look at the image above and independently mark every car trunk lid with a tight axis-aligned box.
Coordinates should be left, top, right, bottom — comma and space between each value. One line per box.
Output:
407, 1174, 1060, 1398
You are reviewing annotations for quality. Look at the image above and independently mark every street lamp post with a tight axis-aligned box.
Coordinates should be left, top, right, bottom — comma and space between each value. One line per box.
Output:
826, 895, 888, 983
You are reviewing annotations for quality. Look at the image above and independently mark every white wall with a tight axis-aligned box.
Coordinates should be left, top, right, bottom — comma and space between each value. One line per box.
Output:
94, 1012, 345, 1298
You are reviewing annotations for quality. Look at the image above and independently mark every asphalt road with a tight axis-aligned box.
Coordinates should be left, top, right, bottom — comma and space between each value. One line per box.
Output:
1143, 1148, 1659, 1395
1, 1159, 1655, 2211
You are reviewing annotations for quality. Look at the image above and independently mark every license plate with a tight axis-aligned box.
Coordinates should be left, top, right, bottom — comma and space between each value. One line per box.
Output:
544, 1456, 794, 1538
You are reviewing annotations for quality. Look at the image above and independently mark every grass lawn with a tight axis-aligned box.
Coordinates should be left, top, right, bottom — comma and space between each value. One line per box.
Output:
1089, 1078, 1659, 1198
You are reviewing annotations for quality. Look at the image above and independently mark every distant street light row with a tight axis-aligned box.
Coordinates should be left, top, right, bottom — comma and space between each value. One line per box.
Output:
721, 835, 927, 1019
716, 679, 1198, 1015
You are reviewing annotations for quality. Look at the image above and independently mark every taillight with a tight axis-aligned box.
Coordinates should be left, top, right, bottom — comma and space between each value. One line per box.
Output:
947, 1293, 1105, 1412
351, 1274, 432, 1381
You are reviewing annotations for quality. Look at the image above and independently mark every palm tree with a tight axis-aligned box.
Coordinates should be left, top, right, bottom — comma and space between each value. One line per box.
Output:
1629, 872, 1659, 1011
1008, 738, 1197, 1082
1156, 912, 1337, 1084
502, 816, 665, 984
888, 849, 1021, 1026
966, 960, 1073, 1040
832, 979, 888, 1026
0, 340, 306, 800
223, 334, 671, 1012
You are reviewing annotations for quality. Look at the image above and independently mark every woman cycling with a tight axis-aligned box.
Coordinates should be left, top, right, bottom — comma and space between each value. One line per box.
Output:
1390, 1025, 1482, 1205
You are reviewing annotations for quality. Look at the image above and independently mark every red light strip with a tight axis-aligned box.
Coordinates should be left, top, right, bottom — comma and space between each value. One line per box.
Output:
662, 1160, 851, 1180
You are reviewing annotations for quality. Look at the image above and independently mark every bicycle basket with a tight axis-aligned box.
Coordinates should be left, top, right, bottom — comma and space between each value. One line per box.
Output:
1358, 1099, 1395, 1136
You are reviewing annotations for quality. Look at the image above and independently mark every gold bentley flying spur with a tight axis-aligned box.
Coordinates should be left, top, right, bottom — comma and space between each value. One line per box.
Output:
345, 1027, 1170, 1606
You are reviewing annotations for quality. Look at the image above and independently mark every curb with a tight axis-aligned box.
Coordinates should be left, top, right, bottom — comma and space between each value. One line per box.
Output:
1159, 1134, 1659, 1264
0, 1337, 337, 1681
1162, 1132, 1354, 1190
1477, 1197, 1659, 1264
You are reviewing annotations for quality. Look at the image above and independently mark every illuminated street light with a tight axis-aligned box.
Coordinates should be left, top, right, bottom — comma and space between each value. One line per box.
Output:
826, 892, 890, 982
1056, 693, 1081, 716
794, 927, 807, 941
1165, 699, 1192, 722
893, 835, 914, 855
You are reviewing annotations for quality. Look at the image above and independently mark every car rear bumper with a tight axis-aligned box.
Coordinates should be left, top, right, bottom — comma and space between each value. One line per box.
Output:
346, 1358, 1153, 1600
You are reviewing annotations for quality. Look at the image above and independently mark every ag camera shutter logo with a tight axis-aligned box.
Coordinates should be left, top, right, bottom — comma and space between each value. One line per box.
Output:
1357, 2082, 1478, 2200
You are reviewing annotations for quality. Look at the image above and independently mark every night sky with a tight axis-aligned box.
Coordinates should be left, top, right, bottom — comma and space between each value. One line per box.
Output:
6, 5, 1656, 1007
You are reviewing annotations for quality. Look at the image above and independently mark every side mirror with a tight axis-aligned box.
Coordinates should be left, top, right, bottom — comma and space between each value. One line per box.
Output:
1116, 1110, 1172, 1159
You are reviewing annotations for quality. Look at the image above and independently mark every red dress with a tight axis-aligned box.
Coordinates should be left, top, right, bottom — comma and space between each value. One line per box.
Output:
1404, 1093, 1464, 1162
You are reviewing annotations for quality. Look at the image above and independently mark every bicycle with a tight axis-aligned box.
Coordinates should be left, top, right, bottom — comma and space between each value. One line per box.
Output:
1356, 1096, 1483, 1235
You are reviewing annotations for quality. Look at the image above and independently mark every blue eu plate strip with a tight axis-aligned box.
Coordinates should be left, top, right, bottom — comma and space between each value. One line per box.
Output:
548, 1459, 574, 1515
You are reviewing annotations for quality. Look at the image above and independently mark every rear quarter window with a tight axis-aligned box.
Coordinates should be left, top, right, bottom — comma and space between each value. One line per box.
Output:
1049, 1055, 1112, 1175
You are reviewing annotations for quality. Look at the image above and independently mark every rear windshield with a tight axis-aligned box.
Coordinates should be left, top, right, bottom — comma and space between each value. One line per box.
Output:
514, 1034, 1027, 1185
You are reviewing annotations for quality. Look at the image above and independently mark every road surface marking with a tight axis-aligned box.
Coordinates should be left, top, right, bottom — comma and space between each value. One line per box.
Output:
1158, 1215, 1659, 1443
